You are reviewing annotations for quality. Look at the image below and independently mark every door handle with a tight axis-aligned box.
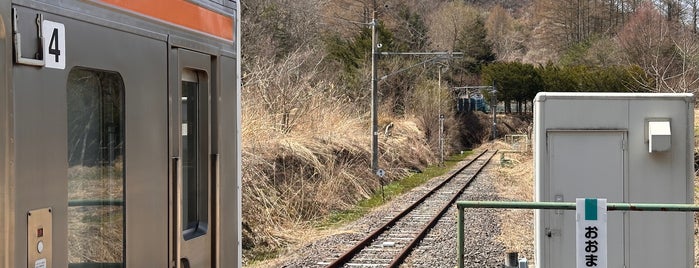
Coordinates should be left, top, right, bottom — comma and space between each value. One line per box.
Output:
172, 156, 182, 268
212, 153, 220, 190
545, 228, 561, 237
180, 258, 191, 268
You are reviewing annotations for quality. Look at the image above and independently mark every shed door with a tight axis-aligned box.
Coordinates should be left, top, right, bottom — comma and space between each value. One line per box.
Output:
547, 131, 625, 268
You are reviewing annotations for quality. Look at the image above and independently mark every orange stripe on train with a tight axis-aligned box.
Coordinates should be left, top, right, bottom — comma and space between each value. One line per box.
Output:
97, 0, 234, 41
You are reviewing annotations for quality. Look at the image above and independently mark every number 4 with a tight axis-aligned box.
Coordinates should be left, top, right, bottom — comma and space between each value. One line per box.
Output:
41, 20, 65, 69
48, 28, 60, 63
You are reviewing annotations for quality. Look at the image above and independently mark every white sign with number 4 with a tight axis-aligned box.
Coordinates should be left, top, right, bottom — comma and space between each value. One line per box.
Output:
42, 20, 65, 69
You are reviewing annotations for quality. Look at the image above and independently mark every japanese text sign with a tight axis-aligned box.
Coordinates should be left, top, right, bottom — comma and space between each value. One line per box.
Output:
576, 198, 607, 268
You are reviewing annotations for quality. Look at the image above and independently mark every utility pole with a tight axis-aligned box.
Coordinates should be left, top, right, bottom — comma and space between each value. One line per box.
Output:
368, 0, 462, 172
438, 65, 444, 166
491, 80, 497, 140
371, 0, 379, 173
439, 114, 444, 166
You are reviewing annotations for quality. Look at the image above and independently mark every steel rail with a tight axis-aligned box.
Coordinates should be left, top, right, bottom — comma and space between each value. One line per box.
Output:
387, 150, 497, 267
325, 149, 492, 268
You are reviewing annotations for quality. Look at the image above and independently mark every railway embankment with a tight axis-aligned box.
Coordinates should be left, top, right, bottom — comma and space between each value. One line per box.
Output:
245, 109, 699, 267
242, 111, 530, 265
267, 145, 519, 267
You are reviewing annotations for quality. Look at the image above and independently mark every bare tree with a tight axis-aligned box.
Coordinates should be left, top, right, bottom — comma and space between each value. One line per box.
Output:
243, 48, 330, 133
485, 4, 526, 61
618, 2, 699, 93
530, 0, 636, 58
242, 0, 327, 60
427, 2, 481, 51
652, 0, 686, 22
688, 0, 699, 32
671, 30, 699, 93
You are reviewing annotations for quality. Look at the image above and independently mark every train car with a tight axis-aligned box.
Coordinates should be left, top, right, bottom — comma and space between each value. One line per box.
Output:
0, 0, 241, 267
456, 93, 487, 113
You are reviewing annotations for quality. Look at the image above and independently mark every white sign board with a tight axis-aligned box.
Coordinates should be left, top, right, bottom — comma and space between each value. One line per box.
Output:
576, 198, 607, 268
34, 258, 46, 268
376, 169, 385, 178
42, 20, 66, 69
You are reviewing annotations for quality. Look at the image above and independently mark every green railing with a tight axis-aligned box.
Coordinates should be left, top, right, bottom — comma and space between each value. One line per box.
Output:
68, 263, 122, 268
455, 200, 699, 268
68, 199, 123, 207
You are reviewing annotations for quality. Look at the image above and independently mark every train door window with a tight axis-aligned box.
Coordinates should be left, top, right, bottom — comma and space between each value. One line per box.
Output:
181, 69, 209, 240
66, 68, 125, 266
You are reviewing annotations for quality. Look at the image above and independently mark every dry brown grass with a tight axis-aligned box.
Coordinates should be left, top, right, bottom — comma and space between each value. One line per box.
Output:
67, 165, 124, 264
492, 140, 536, 265
241, 86, 440, 256
68, 206, 123, 263
239, 47, 532, 261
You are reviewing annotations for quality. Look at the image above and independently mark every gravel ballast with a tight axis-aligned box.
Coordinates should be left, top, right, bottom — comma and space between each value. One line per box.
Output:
275, 154, 512, 268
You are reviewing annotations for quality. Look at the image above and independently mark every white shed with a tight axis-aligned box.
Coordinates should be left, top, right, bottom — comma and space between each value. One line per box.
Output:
533, 92, 695, 267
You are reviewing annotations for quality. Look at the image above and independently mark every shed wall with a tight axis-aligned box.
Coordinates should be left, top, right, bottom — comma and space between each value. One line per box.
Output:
534, 92, 694, 267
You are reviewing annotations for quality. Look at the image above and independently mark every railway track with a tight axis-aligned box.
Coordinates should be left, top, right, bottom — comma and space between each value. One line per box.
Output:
319, 149, 498, 268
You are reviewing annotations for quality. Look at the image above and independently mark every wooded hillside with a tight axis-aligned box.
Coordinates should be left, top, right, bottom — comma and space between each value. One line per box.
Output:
240, 0, 699, 262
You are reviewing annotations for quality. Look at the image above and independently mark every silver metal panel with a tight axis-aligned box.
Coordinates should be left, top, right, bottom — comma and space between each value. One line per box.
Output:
12, 8, 69, 267
627, 100, 693, 267
171, 47, 214, 268
169, 35, 220, 56
538, 98, 628, 130
0, 2, 14, 268
12, 5, 169, 267
232, 2, 241, 263
27, 207, 51, 268
13, 0, 167, 41
7, 1, 239, 267
534, 92, 694, 268
219, 55, 240, 267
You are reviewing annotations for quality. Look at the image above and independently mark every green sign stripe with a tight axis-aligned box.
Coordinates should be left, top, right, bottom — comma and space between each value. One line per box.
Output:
585, 198, 597, 221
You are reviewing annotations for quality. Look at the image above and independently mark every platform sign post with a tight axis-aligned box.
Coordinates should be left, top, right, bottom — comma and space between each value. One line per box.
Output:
576, 198, 607, 268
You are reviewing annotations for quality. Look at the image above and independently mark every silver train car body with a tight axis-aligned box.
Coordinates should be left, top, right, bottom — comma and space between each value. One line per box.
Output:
0, 0, 242, 267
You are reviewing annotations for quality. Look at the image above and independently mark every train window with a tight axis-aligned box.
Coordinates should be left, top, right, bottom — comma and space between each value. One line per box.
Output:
181, 69, 209, 240
66, 68, 125, 266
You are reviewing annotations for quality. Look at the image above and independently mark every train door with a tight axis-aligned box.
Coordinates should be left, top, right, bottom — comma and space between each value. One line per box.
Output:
12, 5, 169, 267
169, 46, 218, 268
